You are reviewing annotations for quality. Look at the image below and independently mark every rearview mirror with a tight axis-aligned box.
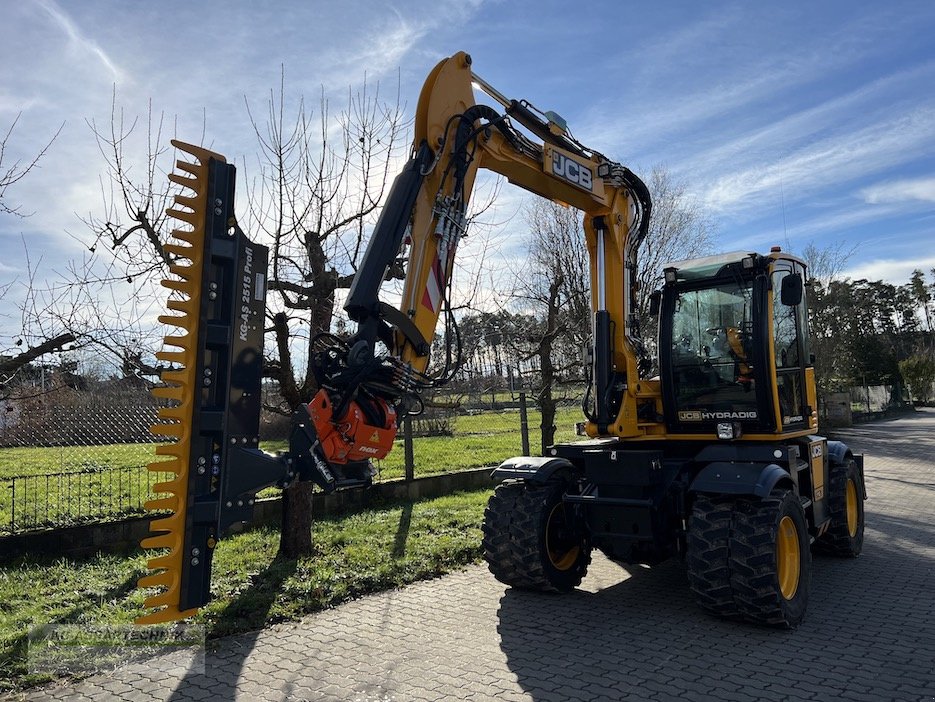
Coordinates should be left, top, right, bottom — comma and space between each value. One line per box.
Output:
780, 273, 803, 306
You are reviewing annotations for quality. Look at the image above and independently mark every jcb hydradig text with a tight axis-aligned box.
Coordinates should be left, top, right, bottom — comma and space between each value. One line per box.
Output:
140, 52, 864, 628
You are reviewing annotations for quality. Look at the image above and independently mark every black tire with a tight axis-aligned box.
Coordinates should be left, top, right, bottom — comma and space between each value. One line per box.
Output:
815, 458, 864, 557
687, 495, 740, 618
729, 490, 810, 628
482, 481, 591, 592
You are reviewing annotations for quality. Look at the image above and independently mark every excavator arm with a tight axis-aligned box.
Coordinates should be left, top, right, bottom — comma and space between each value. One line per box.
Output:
137, 52, 656, 624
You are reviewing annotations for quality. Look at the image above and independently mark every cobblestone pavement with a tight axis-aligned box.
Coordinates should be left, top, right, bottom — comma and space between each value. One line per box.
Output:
13, 410, 935, 701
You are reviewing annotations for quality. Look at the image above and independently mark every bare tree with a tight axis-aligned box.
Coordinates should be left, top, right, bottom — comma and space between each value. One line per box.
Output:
0, 113, 63, 216
0, 112, 72, 384
513, 200, 591, 451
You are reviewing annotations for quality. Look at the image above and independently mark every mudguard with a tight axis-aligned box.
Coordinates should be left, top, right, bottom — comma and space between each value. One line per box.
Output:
690, 462, 793, 498
827, 440, 867, 499
492, 456, 575, 484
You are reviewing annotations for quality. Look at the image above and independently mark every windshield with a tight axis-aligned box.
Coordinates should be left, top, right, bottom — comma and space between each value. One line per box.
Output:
669, 279, 759, 421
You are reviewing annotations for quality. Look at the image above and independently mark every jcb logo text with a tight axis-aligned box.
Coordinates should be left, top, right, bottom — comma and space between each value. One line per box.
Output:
552, 152, 592, 191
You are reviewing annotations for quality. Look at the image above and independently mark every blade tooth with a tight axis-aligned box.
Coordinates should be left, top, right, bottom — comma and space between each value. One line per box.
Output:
166, 298, 195, 314
159, 278, 193, 293
135, 606, 198, 626
174, 160, 202, 177
158, 314, 192, 329
154, 444, 185, 458
151, 423, 183, 438
168, 227, 199, 241
168, 263, 192, 278
142, 591, 179, 609
166, 208, 197, 225
144, 496, 178, 512
152, 477, 184, 493
171, 139, 227, 165
148, 456, 181, 470
168, 172, 198, 189
172, 230, 199, 245
162, 335, 190, 349
174, 194, 198, 209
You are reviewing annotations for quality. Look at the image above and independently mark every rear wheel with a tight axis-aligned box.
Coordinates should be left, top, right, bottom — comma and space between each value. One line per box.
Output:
687, 495, 740, 618
482, 481, 590, 592
815, 459, 864, 557
729, 489, 810, 628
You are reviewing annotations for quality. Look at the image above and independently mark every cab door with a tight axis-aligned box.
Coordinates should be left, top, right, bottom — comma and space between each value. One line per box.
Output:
770, 263, 810, 432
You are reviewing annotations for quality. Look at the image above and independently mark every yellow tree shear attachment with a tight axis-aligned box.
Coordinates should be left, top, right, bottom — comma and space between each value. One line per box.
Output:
137, 141, 276, 624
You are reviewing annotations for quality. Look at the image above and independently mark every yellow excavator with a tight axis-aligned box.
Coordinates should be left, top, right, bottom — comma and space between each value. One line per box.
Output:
139, 52, 865, 628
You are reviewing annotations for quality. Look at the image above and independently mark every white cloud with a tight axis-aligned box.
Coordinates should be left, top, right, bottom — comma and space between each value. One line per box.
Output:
843, 256, 935, 284
33, 0, 124, 82
860, 177, 935, 205
701, 108, 935, 214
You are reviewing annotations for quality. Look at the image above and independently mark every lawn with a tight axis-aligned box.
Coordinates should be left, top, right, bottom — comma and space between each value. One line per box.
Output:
0, 487, 492, 691
0, 405, 585, 532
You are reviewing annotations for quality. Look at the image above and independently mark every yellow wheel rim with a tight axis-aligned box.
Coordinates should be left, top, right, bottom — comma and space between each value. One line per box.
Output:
776, 516, 800, 600
546, 503, 580, 571
846, 478, 859, 538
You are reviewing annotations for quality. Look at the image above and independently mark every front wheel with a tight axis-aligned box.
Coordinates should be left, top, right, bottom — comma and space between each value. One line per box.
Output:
729, 490, 811, 628
483, 481, 591, 592
815, 458, 864, 557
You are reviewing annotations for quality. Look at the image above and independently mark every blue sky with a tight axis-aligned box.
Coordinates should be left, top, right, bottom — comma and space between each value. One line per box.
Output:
1, 0, 935, 348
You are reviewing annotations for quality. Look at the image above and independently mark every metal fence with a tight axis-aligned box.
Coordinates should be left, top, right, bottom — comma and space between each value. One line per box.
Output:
0, 393, 582, 534
6, 465, 170, 534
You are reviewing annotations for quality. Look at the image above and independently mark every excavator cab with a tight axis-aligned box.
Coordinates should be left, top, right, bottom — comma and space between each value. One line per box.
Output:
657, 249, 816, 439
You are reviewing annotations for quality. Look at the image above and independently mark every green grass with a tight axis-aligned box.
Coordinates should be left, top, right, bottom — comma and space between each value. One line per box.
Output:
0, 487, 492, 691
0, 443, 161, 480
0, 405, 586, 532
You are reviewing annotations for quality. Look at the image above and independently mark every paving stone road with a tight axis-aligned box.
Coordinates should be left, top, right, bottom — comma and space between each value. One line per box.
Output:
12, 410, 935, 701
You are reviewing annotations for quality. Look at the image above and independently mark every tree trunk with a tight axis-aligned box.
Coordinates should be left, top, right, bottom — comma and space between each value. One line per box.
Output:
279, 481, 315, 557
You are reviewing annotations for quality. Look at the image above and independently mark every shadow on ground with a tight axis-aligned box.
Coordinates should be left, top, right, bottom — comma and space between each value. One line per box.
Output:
166, 555, 298, 701
497, 509, 934, 701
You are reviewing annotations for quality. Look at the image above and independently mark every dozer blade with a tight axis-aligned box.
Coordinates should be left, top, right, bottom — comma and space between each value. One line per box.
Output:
137, 140, 276, 624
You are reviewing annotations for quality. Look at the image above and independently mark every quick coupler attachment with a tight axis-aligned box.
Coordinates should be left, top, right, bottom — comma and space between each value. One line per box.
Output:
139, 140, 284, 624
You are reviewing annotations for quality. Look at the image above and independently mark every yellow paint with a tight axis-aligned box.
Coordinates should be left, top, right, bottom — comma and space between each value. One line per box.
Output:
810, 439, 826, 503
846, 478, 859, 537
545, 503, 580, 571
776, 515, 800, 600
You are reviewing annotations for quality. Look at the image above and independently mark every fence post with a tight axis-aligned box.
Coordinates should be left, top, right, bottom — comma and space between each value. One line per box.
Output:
403, 415, 415, 482
9, 479, 14, 532
519, 392, 530, 457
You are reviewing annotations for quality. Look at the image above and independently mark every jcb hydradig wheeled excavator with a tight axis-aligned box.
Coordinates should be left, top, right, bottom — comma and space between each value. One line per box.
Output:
139, 51, 865, 628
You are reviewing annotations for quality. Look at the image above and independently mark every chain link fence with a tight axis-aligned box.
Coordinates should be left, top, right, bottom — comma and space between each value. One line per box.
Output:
0, 384, 584, 534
